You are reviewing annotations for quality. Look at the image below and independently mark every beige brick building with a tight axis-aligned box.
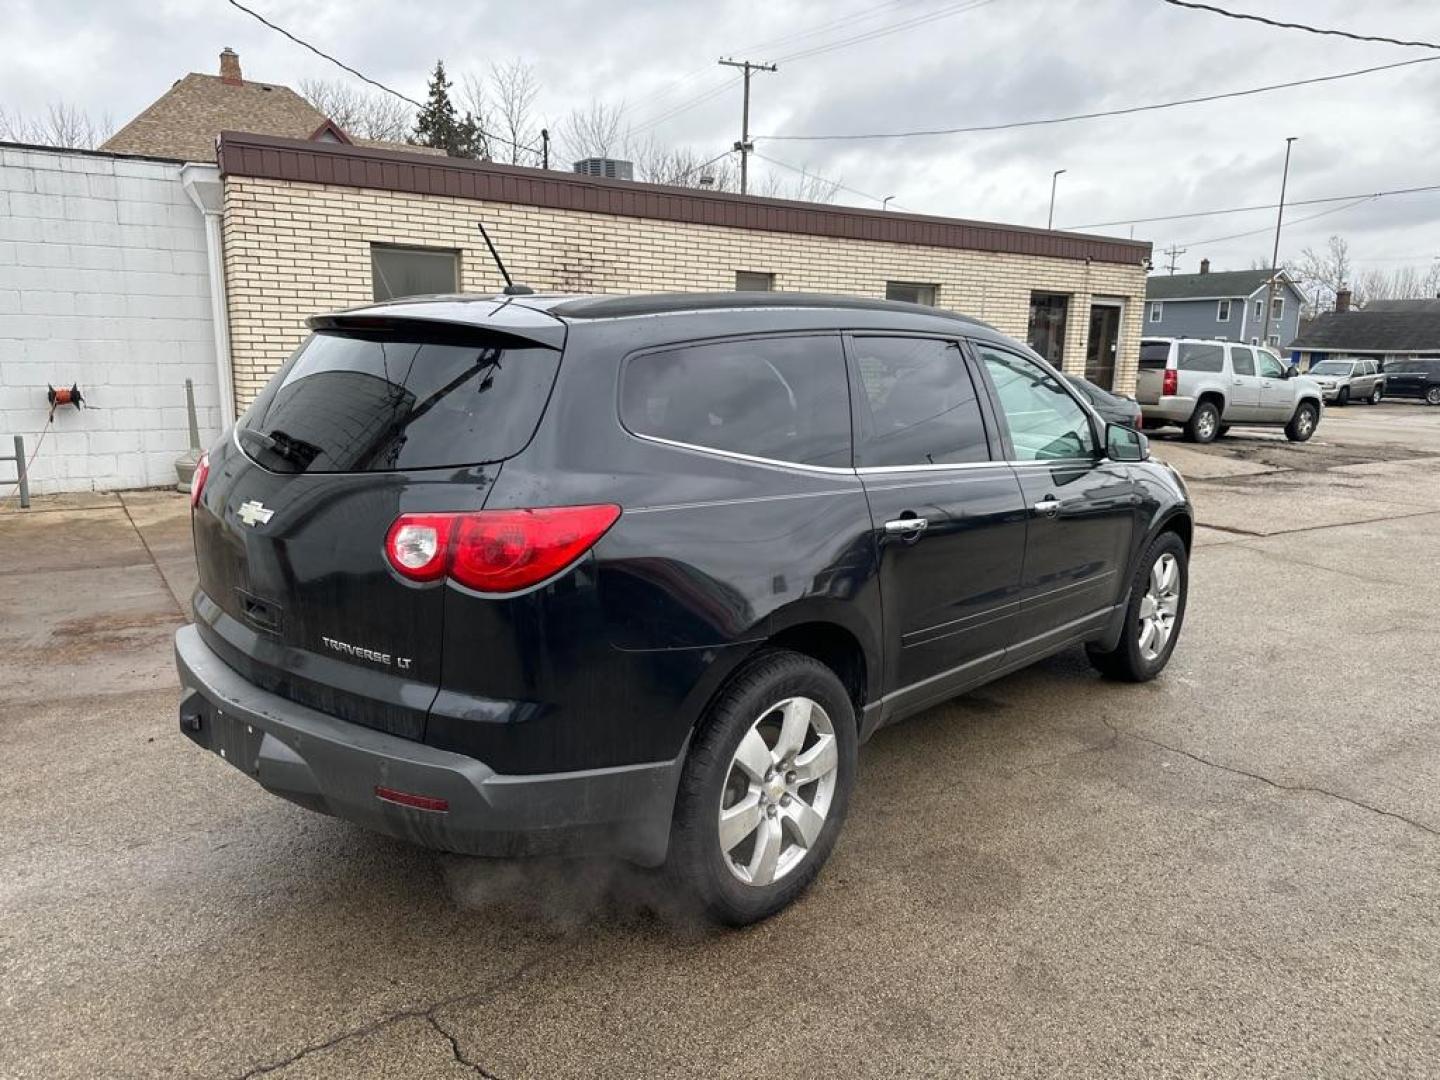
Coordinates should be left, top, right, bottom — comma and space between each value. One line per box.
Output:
216, 133, 1151, 411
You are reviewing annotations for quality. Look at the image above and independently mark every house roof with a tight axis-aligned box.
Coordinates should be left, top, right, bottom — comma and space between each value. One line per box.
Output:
1362, 298, 1440, 314
102, 73, 332, 161
1146, 269, 1298, 301
1291, 308, 1440, 352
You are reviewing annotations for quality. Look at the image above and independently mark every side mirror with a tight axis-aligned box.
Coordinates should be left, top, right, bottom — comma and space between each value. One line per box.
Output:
1281, 367, 1297, 379
1106, 422, 1148, 463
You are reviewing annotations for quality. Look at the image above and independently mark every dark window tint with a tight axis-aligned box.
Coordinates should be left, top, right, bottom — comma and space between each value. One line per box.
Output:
1385, 358, 1439, 374
1138, 342, 1171, 369
735, 271, 774, 292
1230, 346, 1255, 376
371, 245, 459, 301
850, 337, 989, 467
1028, 292, 1069, 366
237, 330, 559, 474
885, 281, 937, 306
621, 335, 851, 468
1176, 343, 1224, 373
978, 346, 1095, 461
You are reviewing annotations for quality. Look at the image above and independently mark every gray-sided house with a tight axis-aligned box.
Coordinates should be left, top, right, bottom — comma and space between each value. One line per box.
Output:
1145, 260, 1305, 349
1291, 295, 1440, 371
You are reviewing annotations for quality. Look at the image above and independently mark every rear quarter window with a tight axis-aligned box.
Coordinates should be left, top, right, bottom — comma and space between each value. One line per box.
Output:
621, 335, 851, 468
1176, 343, 1225, 373
1138, 342, 1172, 369
237, 329, 560, 473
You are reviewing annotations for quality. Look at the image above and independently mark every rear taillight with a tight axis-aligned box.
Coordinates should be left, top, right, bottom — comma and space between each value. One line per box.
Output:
384, 505, 621, 593
1162, 368, 1178, 397
189, 452, 210, 509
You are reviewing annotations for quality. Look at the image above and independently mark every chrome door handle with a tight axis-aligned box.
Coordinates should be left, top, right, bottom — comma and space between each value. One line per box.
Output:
1033, 498, 1061, 517
883, 517, 928, 535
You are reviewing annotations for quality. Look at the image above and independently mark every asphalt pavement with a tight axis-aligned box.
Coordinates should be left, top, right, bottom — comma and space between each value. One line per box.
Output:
2, 402, 1438, 1079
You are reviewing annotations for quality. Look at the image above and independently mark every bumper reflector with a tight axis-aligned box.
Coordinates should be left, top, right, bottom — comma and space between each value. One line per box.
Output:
375, 786, 450, 813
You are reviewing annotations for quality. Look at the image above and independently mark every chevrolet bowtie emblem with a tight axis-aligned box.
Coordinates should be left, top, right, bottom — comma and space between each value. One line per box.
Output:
237, 500, 275, 527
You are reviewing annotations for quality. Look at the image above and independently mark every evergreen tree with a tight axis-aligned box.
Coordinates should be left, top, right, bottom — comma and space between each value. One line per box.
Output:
413, 60, 486, 159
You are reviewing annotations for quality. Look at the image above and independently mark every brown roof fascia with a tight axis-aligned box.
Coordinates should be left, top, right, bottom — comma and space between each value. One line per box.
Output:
217, 131, 1150, 266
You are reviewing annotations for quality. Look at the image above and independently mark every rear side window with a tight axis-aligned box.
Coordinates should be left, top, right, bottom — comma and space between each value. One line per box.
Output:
1176, 343, 1224, 373
849, 336, 990, 467
1138, 342, 1171, 369
1230, 346, 1255, 376
237, 330, 559, 473
621, 335, 851, 468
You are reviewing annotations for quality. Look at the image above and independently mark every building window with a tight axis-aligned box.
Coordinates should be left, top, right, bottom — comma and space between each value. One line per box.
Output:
371, 244, 459, 301
885, 281, 937, 306
1217, 299, 1231, 322
735, 271, 775, 292
1148, 301, 1163, 323
1267, 334, 1280, 347
1271, 296, 1284, 321
1254, 298, 1263, 322
1028, 292, 1070, 367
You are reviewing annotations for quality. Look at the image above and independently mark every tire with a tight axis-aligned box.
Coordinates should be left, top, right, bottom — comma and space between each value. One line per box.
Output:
1370, 385, 1383, 405
1086, 531, 1188, 683
1427, 386, 1440, 406
667, 649, 857, 926
1285, 401, 1319, 442
1336, 386, 1350, 406
1217, 424, 1232, 438
1184, 400, 1221, 443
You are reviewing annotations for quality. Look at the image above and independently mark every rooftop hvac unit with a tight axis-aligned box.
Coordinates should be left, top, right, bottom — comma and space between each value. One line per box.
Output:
572, 157, 634, 181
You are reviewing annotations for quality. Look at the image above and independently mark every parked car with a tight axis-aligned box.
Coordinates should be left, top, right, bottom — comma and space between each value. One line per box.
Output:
1136, 337, 1323, 443
175, 291, 1193, 925
1380, 357, 1440, 405
1061, 373, 1143, 428
1306, 357, 1385, 405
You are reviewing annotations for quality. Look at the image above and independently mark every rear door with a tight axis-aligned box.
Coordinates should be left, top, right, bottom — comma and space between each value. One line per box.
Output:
1226, 345, 1261, 420
970, 343, 1139, 657
192, 322, 562, 740
849, 334, 1028, 712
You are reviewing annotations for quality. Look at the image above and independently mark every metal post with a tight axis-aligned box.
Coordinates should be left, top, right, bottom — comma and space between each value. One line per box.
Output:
1047, 169, 1066, 230
13, 435, 28, 510
1262, 137, 1297, 349
540, 128, 549, 170
719, 58, 777, 195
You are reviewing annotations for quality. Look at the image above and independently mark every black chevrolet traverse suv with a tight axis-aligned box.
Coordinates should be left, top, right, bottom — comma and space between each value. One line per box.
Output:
177, 292, 1193, 924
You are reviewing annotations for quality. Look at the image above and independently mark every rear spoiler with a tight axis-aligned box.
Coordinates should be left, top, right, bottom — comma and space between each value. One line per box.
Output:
309, 298, 566, 350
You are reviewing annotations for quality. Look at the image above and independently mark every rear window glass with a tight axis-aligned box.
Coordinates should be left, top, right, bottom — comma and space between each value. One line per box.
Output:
621, 335, 851, 467
1138, 342, 1171, 369
851, 336, 990, 467
1230, 347, 1255, 376
1176, 343, 1224, 373
237, 330, 560, 473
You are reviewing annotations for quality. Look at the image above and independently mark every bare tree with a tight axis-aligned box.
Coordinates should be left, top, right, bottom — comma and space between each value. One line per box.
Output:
0, 102, 112, 149
1287, 235, 1352, 313
299, 78, 413, 142
753, 162, 842, 204
1353, 262, 1440, 307
558, 100, 628, 166
480, 60, 543, 166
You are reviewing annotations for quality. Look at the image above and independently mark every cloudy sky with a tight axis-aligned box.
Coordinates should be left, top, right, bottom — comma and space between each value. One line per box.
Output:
4, 0, 1439, 277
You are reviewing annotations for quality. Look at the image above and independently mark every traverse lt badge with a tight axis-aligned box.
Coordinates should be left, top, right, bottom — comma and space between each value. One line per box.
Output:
237, 500, 275, 527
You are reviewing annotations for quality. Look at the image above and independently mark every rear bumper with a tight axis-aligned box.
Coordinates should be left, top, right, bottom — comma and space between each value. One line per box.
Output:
174, 625, 684, 865
1135, 395, 1197, 423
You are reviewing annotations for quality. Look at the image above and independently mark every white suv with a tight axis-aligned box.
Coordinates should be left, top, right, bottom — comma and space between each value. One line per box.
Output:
1135, 338, 1323, 443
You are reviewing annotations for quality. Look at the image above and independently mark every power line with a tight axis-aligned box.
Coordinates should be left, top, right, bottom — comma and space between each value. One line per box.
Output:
1174, 197, 1378, 249
1160, 0, 1440, 51
759, 54, 1440, 141
1068, 182, 1440, 230
223, 0, 541, 157
752, 150, 910, 209
772, 0, 1002, 64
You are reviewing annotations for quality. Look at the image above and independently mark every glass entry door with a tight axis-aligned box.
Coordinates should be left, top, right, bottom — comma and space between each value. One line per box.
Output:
1086, 303, 1121, 389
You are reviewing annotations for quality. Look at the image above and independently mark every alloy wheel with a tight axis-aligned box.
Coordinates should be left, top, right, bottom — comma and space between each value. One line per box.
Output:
1296, 407, 1315, 437
1197, 411, 1217, 439
1137, 553, 1181, 662
1428, 387, 1440, 406
718, 697, 839, 887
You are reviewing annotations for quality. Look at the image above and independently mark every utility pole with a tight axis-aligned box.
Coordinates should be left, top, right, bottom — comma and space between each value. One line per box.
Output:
1261, 136, 1297, 349
719, 57, 777, 195
1047, 169, 1066, 230
1161, 244, 1187, 275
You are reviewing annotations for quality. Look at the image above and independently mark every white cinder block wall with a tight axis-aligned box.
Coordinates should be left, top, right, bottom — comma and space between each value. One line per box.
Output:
0, 145, 222, 495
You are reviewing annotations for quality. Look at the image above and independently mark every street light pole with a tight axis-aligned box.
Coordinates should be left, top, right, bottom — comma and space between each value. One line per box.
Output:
882, 195, 895, 211
1047, 169, 1067, 230
1262, 137, 1297, 349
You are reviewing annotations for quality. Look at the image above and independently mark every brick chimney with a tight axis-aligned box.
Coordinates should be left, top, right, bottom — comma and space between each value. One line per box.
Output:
1199, 258, 1210, 274
220, 48, 242, 85
1335, 287, 1352, 313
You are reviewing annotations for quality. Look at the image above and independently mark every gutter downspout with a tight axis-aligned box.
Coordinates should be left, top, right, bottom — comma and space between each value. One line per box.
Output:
180, 163, 236, 429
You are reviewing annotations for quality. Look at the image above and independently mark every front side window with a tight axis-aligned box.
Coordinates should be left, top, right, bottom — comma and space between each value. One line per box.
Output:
849, 336, 990, 468
1176, 343, 1224, 373
1256, 352, 1285, 379
886, 281, 938, 306
621, 335, 851, 468
977, 346, 1095, 462
1217, 299, 1231, 322
1230, 346, 1255, 376
371, 245, 460, 301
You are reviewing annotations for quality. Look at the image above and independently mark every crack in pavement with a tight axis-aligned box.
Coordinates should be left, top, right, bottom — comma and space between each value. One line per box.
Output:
117, 495, 188, 619
1098, 716, 1440, 839
230, 945, 573, 1079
